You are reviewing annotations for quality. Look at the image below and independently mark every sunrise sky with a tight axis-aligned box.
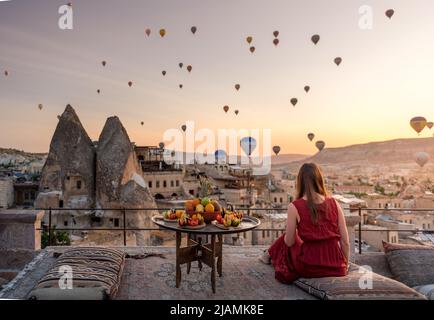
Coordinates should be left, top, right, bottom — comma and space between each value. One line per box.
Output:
0, 0, 433, 154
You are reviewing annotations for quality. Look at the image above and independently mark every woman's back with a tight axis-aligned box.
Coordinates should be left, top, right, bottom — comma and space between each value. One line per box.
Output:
292, 197, 341, 242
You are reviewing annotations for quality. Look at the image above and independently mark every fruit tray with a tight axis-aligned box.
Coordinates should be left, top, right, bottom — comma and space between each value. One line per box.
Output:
211, 220, 242, 230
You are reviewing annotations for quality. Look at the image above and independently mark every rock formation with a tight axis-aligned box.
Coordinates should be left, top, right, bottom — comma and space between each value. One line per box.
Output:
35, 105, 158, 245
36, 105, 95, 210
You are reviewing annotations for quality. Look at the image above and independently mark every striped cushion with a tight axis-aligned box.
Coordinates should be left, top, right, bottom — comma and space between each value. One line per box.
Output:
294, 263, 426, 300
29, 247, 125, 300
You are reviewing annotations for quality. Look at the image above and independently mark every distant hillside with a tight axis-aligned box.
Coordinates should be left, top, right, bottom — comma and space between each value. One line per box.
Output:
271, 153, 309, 165
296, 138, 434, 166
0, 148, 47, 171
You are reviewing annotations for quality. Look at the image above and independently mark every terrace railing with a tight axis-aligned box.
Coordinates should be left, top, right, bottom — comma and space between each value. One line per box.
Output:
36, 207, 434, 253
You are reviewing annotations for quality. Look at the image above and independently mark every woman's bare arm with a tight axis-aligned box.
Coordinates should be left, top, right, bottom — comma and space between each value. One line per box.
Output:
336, 200, 350, 266
284, 203, 299, 247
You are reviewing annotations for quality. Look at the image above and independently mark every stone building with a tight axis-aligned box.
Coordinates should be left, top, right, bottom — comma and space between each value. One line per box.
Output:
0, 177, 14, 209
35, 105, 158, 245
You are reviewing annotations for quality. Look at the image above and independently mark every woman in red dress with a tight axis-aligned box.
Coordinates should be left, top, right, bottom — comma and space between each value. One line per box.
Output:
265, 163, 350, 284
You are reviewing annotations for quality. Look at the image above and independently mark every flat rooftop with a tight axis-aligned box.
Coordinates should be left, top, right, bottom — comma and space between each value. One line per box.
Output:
0, 246, 314, 300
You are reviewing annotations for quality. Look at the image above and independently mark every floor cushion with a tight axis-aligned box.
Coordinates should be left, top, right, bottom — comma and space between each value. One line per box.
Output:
383, 241, 434, 288
294, 263, 426, 300
413, 284, 434, 300
28, 247, 126, 300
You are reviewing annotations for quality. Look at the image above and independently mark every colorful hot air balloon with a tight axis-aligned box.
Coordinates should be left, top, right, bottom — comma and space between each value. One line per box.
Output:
427, 122, 433, 130
128, 81, 133, 87
311, 34, 320, 45
97, 89, 101, 94
249, 46, 255, 53
246, 36, 253, 44
187, 65, 192, 72
240, 137, 257, 156
273, 38, 279, 46
215, 149, 227, 163
273, 31, 279, 38
315, 141, 326, 152
38, 104, 43, 110
159, 29, 166, 37
181, 124, 187, 132
234, 110, 239, 115
304, 86, 310, 93
179, 63, 183, 68
223, 105, 229, 113
191, 26, 197, 34
272, 146, 281, 155
290, 98, 298, 106
235, 84, 240, 91
159, 142, 165, 149
4, 70, 8, 76
145, 28, 151, 37
162, 70, 166, 76
308, 133, 315, 141
334, 57, 342, 66
141, 121, 144, 126
101, 61, 106, 67
385, 9, 395, 19
410, 117, 427, 134
415, 152, 429, 168
179, 84, 183, 89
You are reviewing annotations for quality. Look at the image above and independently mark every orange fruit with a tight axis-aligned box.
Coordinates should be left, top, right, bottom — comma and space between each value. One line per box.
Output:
192, 198, 201, 207
205, 203, 215, 213
185, 200, 193, 208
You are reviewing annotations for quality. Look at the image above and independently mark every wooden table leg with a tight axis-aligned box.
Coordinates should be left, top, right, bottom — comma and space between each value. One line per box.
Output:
175, 231, 181, 288
217, 234, 223, 277
211, 234, 216, 293
187, 233, 191, 274
197, 237, 203, 271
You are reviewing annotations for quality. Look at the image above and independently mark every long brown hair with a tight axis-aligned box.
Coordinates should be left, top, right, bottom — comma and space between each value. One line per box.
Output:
296, 163, 329, 223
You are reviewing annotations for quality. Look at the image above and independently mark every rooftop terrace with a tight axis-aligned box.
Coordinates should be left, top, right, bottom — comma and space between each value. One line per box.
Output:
0, 246, 314, 300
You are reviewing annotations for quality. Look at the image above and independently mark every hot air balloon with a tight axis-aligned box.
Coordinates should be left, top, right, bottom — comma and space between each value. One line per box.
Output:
246, 36, 253, 44
410, 117, 427, 134
273, 38, 279, 46
128, 81, 133, 87
386, 9, 395, 19
159, 29, 166, 37
97, 89, 100, 94
159, 142, 165, 149
181, 125, 187, 132
162, 70, 166, 76
235, 84, 240, 91
415, 152, 429, 168
240, 137, 257, 156
234, 110, 239, 115
179, 63, 183, 68
38, 104, 43, 111
187, 65, 192, 72
141, 121, 144, 126
273, 31, 279, 38
191, 26, 197, 34
427, 122, 433, 130
223, 105, 229, 113
311, 34, 320, 45
290, 98, 298, 107
145, 28, 151, 37
179, 84, 183, 89
308, 133, 315, 141
304, 86, 310, 93
315, 141, 326, 152
334, 57, 342, 66
249, 46, 255, 53
273, 146, 281, 155
101, 61, 106, 67
4, 70, 8, 76
215, 149, 227, 163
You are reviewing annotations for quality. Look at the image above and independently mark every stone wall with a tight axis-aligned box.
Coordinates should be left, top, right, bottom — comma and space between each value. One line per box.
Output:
0, 178, 14, 209
0, 210, 44, 269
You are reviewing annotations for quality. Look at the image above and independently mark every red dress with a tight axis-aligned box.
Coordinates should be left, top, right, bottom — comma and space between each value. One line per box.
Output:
268, 197, 347, 284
